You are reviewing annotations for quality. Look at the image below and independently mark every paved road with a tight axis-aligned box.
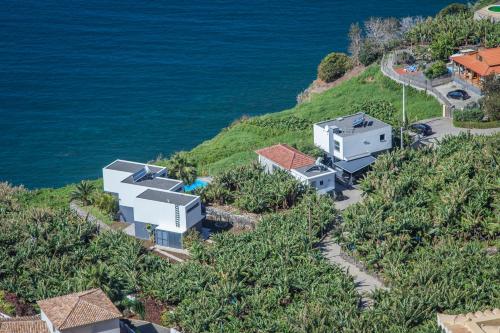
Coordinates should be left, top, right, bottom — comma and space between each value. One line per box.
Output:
320, 236, 387, 307
128, 319, 177, 333
417, 117, 500, 145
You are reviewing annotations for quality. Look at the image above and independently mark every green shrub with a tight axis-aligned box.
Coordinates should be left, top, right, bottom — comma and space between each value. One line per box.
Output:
438, 3, 469, 17
350, 100, 400, 126
0, 291, 15, 315
247, 116, 309, 131
92, 191, 118, 216
453, 108, 484, 122
359, 40, 383, 66
202, 163, 307, 214
424, 61, 448, 79
317, 52, 353, 83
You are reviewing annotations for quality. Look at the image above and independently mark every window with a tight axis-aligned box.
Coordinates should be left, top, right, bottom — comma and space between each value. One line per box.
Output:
319, 180, 324, 186
272, 164, 279, 172
175, 205, 180, 228
334, 140, 340, 152
380, 134, 386, 142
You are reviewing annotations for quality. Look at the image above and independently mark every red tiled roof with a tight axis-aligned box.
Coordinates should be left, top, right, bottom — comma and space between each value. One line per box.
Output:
0, 316, 49, 333
255, 144, 316, 170
37, 289, 121, 331
452, 47, 500, 76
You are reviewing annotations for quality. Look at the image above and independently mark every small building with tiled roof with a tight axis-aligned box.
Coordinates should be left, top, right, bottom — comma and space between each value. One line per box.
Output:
0, 289, 122, 333
0, 315, 49, 333
451, 47, 500, 91
437, 308, 500, 333
255, 144, 336, 194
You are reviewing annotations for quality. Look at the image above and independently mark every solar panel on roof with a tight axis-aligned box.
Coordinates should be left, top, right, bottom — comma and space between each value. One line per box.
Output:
352, 115, 365, 127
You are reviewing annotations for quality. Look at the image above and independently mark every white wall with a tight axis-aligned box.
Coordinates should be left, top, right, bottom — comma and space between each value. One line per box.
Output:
290, 169, 336, 193
313, 124, 333, 155
102, 168, 132, 195
61, 319, 120, 333
41, 312, 119, 333
258, 155, 285, 173
133, 196, 202, 233
339, 127, 392, 160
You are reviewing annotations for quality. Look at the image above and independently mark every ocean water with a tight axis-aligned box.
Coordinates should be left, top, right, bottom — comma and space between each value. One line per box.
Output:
0, 0, 459, 188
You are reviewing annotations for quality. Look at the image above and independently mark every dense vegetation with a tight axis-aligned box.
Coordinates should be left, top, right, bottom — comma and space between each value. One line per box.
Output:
335, 133, 500, 331
317, 52, 353, 83
200, 163, 307, 213
0, 183, 151, 305
406, 12, 500, 60
182, 66, 441, 176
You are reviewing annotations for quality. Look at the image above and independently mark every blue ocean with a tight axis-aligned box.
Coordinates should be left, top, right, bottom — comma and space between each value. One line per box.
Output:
1, 0, 459, 188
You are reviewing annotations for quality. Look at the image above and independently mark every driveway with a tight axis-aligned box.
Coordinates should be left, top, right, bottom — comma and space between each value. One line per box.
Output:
434, 82, 481, 110
335, 183, 363, 211
417, 118, 500, 144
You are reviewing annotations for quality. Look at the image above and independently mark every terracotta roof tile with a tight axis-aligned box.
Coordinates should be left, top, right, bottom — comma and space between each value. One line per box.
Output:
452, 47, 500, 76
437, 308, 500, 333
255, 144, 316, 170
37, 289, 121, 330
0, 316, 49, 333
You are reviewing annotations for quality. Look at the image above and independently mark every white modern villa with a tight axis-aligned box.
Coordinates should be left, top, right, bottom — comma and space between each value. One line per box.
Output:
103, 159, 204, 249
313, 113, 392, 178
255, 144, 336, 195
0, 289, 122, 333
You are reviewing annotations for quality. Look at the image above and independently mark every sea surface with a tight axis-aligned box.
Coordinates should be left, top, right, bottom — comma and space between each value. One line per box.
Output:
1, 0, 460, 188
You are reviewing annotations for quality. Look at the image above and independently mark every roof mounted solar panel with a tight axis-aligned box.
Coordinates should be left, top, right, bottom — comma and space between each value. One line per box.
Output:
352, 115, 365, 128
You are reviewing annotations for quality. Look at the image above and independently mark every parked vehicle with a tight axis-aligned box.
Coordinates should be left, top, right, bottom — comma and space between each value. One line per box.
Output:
410, 123, 432, 136
447, 89, 470, 100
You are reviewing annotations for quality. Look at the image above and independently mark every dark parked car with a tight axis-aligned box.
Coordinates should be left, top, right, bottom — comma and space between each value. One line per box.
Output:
410, 123, 432, 136
447, 89, 470, 100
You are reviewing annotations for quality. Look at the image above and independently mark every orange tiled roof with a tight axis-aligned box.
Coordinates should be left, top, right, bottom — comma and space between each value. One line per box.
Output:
255, 144, 316, 170
37, 289, 122, 331
0, 316, 49, 333
452, 47, 500, 76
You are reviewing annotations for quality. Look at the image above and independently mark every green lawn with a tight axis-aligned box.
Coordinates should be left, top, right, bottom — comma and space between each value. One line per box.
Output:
182, 65, 442, 176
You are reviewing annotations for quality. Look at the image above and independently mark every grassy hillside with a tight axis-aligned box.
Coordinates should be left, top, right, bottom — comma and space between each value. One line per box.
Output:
182, 65, 441, 176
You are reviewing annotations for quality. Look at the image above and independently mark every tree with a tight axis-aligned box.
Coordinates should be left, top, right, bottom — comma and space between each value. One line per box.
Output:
424, 61, 448, 79
359, 39, 383, 66
166, 152, 198, 185
317, 52, 353, 83
348, 23, 362, 66
70, 181, 95, 206
481, 74, 500, 121
438, 3, 469, 17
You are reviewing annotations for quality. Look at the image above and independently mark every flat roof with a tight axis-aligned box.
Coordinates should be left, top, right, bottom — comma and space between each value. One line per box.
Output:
315, 113, 391, 137
105, 160, 165, 174
334, 155, 376, 174
293, 164, 335, 178
121, 175, 182, 191
137, 189, 197, 206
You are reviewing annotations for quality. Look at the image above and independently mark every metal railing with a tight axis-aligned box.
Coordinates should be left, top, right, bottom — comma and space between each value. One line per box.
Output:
381, 52, 453, 115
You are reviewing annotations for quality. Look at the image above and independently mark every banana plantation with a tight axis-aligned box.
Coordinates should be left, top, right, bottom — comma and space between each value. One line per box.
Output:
0, 133, 498, 332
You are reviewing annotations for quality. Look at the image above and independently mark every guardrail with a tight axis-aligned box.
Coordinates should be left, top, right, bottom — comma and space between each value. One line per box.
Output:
381, 52, 453, 117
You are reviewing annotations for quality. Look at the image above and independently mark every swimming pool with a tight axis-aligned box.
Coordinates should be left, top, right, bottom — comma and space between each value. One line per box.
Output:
184, 179, 208, 192
488, 5, 500, 12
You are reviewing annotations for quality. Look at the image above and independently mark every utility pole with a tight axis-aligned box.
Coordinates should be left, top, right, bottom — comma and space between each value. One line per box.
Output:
401, 83, 406, 149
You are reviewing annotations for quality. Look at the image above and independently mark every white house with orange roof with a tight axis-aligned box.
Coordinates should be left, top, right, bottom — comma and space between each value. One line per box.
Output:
255, 144, 336, 194
450, 47, 500, 94
0, 289, 121, 333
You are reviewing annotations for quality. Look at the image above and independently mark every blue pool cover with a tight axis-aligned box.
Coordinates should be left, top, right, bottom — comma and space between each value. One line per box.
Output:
184, 179, 208, 192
